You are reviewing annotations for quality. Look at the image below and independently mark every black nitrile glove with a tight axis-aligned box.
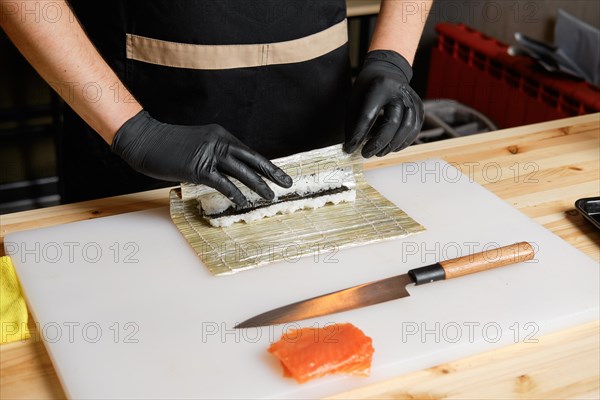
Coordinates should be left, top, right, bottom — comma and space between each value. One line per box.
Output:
111, 111, 292, 206
344, 50, 424, 158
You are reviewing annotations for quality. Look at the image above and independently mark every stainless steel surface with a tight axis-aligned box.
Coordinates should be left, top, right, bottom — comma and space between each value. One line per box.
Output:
235, 273, 413, 328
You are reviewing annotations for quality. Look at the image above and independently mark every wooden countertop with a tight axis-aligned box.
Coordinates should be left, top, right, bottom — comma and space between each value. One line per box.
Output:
1, 114, 599, 399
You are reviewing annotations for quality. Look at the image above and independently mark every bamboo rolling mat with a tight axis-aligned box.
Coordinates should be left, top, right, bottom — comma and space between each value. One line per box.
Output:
170, 145, 424, 275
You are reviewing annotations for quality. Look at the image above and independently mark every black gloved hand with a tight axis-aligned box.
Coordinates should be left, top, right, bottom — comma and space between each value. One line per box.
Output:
344, 50, 424, 158
111, 111, 292, 206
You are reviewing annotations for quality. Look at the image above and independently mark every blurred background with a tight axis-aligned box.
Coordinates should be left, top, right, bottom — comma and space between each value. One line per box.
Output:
1, 0, 599, 213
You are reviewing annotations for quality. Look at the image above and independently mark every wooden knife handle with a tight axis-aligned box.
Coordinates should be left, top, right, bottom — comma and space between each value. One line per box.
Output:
408, 242, 535, 285
440, 242, 534, 279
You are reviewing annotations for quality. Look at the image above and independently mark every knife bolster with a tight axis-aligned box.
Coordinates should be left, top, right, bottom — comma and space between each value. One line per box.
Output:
408, 263, 446, 285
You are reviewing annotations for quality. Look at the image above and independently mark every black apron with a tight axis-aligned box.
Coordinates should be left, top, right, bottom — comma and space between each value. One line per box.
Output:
62, 0, 351, 202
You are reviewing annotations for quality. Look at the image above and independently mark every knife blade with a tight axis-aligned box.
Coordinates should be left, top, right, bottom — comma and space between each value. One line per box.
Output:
235, 242, 534, 328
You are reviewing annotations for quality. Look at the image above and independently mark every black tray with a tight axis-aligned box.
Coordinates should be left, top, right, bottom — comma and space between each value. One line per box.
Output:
575, 196, 600, 230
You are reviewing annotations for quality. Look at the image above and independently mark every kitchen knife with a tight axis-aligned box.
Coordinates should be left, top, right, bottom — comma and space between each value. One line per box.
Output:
235, 242, 534, 328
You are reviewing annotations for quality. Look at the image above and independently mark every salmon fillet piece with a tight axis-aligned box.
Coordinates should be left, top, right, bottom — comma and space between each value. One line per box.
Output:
268, 323, 374, 384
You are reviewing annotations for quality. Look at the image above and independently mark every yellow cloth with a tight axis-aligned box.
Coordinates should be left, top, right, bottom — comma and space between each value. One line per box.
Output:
0, 256, 30, 344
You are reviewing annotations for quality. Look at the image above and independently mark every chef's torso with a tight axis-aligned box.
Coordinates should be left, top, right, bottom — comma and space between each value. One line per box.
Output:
69, 0, 351, 159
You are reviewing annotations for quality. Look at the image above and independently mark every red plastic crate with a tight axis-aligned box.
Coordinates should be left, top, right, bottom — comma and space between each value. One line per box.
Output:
427, 23, 600, 128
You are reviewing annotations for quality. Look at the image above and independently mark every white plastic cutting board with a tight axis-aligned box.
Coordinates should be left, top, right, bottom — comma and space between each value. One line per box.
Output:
5, 160, 599, 399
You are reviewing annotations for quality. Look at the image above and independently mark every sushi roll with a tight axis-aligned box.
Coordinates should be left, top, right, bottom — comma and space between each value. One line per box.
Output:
198, 167, 357, 227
